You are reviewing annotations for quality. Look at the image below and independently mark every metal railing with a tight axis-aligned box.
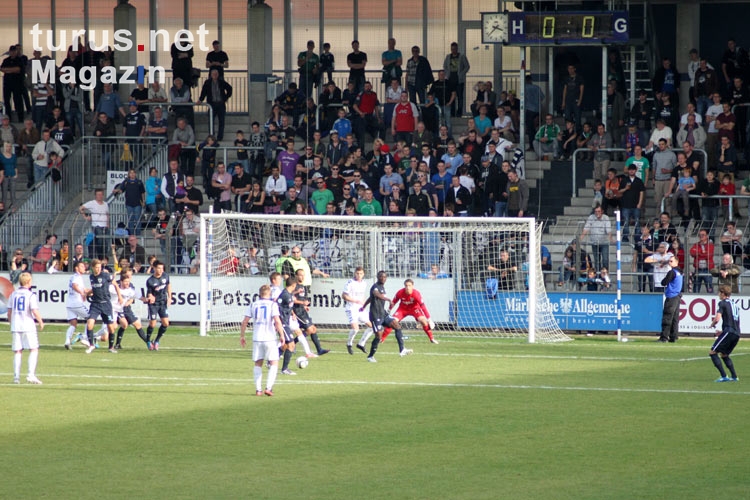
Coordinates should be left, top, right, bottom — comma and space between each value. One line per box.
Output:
134, 101, 215, 137
660, 193, 747, 223
163, 71, 248, 116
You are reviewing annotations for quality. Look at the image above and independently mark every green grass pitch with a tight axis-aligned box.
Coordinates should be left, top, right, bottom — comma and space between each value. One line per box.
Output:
1, 326, 749, 500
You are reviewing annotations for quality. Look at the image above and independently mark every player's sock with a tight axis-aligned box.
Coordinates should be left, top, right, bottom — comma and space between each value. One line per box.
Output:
253, 366, 263, 392
723, 356, 738, 379
65, 325, 76, 343
381, 327, 392, 342
136, 328, 147, 342
359, 328, 373, 346
146, 327, 153, 342
395, 329, 405, 352
423, 324, 434, 342
310, 333, 324, 354
155, 325, 167, 343
368, 336, 380, 357
108, 332, 115, 349
13, 352, 22, 378
267, 364, 279, 390
86, 329, 95, 346
28, 350, 38, 377
282, 349, 293, 371
710, 353, 727, 377
95, 325, 107, 340
116, 328, 125, 346
347, 328, 357, 346
296, 334, 312, 355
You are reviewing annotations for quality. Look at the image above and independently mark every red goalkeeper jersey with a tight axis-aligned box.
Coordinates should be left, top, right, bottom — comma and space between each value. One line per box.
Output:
393, 288, 430, 319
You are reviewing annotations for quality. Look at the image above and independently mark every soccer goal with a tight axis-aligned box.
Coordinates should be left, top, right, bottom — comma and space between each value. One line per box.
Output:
199, 212, 570, 343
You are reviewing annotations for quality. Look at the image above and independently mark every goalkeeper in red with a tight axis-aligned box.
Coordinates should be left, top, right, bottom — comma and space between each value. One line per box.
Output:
381, 279, 438, 344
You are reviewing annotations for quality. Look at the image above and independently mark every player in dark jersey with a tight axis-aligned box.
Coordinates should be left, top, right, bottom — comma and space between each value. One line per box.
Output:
85, 259, 122, 354
292, 268, 329, 356
111, 269, 149, 350
145, 261, 171, 351
360, 271, 411, 362
709, 284, 741, 382
277, 277, 300, 375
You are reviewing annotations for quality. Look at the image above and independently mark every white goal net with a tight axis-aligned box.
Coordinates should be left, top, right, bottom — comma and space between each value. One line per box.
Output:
199, 213, 570, 343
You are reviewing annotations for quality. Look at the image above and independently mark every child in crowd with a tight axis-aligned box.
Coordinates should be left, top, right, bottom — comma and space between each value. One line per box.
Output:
673, 167, 695, 218
592, 179, 604, 210
331, 107, 352, 138
719, 173, 736, 219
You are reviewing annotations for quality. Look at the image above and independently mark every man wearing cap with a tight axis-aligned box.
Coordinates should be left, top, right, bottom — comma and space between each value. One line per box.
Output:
206, 40, 229, 78
645, 241, 674, 294
620, 162, 646, 242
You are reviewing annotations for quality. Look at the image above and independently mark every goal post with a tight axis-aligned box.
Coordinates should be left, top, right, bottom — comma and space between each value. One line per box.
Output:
199, 213, 570, 343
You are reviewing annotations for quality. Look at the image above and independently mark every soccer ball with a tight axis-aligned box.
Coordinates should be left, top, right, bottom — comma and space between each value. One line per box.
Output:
296, 356, 309, 369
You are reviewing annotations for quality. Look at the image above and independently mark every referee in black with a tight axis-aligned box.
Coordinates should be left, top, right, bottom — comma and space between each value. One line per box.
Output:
709, 285, 741, 382
657, 256, 683, 343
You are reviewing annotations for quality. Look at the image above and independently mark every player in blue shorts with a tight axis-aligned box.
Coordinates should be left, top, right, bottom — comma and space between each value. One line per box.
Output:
109, 269, 148, 351
145, 260, 171, 351
709, 284, 741, 382
277, 277, 301, 375
85, 259, 122, 354
360, 271, 411, 362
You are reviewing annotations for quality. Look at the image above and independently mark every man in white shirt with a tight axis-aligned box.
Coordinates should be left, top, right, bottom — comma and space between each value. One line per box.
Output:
342, 266, 374, 354
31, 128, 64, 184
79, 188, 110, 260
65, 260, 91, 349
264, 164, 287, 203
8, 272, 44, 384
239, 284, 286, 396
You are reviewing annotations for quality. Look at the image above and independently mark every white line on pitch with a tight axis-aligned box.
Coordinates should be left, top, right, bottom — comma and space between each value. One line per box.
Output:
1, 374, 749, 396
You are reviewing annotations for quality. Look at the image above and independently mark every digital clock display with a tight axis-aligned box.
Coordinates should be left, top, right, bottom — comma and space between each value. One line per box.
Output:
508, 11, 629, 45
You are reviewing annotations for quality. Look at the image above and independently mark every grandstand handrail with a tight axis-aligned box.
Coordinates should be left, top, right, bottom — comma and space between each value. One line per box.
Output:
132, 101, 214, 136
660, 193, 748, 222
571, 147, 708, 198
202, 145, 263, 169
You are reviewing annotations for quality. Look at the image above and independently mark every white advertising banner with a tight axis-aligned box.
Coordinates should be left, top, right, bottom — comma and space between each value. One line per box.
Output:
0, 273, 454, 325
678, 294, 750, 334
106, 170, 129, 195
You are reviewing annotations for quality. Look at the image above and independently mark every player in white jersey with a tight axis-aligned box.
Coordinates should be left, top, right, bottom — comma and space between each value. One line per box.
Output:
65, 260, 91, 349
342, 266, 374, 354
108, 269, 148, 352
240, 284, 286, 396
8, 272, 45, 384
